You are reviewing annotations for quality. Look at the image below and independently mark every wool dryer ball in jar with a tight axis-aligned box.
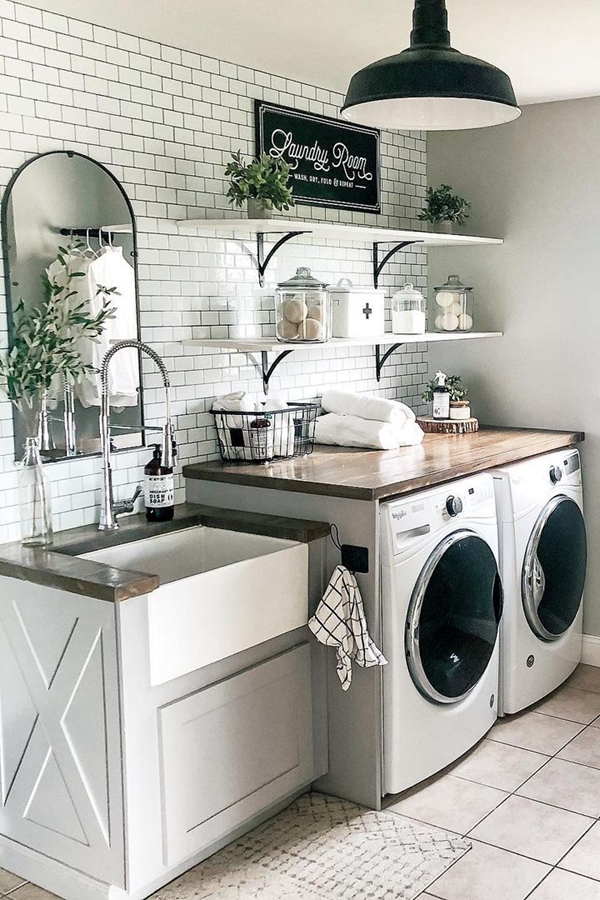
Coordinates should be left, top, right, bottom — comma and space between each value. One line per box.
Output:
306, 300, 325, 323
281, 297, 308, 324
277, 318, 299, 340
435, 291, 455, 309
440, 312, 459, 331
298, 317, 324, 341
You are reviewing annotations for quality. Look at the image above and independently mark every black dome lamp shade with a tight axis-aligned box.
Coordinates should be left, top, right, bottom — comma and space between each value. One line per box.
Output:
341, 0, 521, 131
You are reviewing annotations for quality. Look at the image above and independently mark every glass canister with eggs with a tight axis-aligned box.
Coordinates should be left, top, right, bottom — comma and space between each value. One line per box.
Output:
433, 275, 474, 332
275, 267, 331, 343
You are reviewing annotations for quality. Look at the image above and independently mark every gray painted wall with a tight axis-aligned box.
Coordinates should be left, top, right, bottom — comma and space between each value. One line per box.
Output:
427, 96, 599, 636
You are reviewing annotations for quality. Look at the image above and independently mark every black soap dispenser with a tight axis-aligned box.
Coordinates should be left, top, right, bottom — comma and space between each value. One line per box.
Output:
144, 444, 175, 522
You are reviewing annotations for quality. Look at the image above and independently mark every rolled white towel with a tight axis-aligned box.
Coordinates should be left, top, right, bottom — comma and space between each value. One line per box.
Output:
315, 413, 424, 450
321, 389, 416, 428
213, 391, 258, 428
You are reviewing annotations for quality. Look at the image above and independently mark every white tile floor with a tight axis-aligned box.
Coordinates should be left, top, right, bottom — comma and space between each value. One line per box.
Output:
388, 663, 600, 900
4, 665, 600, 900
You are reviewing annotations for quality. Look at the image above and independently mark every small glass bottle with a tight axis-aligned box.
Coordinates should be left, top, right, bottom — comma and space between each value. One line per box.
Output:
433, 275, 474, 332
432, 372, 451, 420
19, 437, 53, 546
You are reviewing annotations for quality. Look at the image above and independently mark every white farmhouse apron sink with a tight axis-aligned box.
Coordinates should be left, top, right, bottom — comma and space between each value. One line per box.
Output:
83, 527, 308, 684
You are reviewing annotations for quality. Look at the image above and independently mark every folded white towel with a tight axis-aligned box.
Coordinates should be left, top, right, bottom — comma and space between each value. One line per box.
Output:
263, 396, 293, 457
213, 391, 258, 460
315, 413, 424, 450
309, 565, 387, 691
321, 389, 416, 429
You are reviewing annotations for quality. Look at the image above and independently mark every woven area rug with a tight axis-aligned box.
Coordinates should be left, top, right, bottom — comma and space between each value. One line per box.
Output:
153, 792, 470, 899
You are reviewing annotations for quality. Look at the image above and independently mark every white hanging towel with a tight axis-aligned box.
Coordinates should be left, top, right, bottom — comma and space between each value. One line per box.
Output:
321, 389, 416, 429
76, 246, 139, 408
309, 565, 387, 691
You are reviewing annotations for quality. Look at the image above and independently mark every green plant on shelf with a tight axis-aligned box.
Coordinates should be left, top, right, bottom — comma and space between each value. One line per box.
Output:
422, 374, 469, 404
418, 184, 471, 226
225, 150, 294, 212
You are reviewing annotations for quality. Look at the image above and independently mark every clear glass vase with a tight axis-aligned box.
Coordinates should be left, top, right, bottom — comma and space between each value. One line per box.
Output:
18, 436, 53, 547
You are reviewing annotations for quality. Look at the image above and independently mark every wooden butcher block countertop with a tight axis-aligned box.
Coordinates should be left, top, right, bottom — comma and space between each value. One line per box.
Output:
183, 426, 584, 502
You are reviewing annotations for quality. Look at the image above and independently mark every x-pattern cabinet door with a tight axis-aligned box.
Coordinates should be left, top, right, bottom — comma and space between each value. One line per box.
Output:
0, 578, 125, 888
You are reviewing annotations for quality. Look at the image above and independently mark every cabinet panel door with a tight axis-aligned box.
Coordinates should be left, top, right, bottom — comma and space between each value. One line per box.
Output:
0, 578, 124, 887
159, 643, 313, 865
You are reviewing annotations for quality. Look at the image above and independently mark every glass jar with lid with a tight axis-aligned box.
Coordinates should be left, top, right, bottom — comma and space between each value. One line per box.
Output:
433, 275, 474, 332
392, 283, 426, 334
275, 267, 331, 343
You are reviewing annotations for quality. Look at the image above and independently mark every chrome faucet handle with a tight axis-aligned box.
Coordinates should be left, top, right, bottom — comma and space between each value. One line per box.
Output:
113, 483, 144, 518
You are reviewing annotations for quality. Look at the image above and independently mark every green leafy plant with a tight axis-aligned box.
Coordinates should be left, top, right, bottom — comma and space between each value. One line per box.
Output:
422, 374, 469, 404
418, 184, 471, 226
0, 243, 117, 422
225, 150, 294, 211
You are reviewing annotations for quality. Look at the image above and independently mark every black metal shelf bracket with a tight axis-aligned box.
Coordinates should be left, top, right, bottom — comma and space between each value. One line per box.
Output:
247, 349, 295, 394
372, 240, 421, 289
375, 343, 405, 382
238, 231, 310, 286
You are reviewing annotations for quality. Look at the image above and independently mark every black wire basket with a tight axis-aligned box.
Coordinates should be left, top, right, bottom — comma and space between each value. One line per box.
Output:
212, 402, 320, 463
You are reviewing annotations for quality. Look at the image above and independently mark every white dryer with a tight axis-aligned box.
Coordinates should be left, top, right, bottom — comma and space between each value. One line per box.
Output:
381, 473, 502, 796
493, 449, 587, 715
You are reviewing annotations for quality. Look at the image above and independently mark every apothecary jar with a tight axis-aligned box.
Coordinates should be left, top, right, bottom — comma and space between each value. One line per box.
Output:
433, 275, 474, 332
275, 267, 331, 343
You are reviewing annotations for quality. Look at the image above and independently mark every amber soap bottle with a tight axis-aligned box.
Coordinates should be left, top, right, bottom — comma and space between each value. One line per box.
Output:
144, 444, 175, 522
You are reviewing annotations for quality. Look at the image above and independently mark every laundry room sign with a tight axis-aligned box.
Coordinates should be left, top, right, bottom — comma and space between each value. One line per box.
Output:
255, 101, 381, 213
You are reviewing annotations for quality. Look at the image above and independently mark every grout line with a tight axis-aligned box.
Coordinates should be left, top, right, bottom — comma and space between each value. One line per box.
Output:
425, 693, 600, 895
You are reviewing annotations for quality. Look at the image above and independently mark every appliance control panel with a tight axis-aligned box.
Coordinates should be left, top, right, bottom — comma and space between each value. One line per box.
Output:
382, 474, 495, 558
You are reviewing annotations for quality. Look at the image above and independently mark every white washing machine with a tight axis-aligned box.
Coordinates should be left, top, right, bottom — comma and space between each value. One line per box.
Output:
381, 473, 502, 796
493, 449, 587, 715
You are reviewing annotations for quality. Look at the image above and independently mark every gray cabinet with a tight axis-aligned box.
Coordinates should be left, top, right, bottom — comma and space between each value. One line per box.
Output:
159, 644, 314, 865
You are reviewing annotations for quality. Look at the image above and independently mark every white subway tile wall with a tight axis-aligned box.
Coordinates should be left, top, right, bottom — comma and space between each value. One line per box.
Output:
0, 0, 428, 542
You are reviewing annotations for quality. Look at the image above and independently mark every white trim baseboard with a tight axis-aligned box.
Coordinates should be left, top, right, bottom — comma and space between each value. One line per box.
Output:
582, 634, 600, 667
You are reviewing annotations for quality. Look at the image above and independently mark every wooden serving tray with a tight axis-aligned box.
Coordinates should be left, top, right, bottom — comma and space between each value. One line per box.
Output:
417, 416, 480, 434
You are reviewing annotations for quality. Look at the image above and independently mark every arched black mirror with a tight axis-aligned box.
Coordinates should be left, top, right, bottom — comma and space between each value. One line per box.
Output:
1, 149, 145, 461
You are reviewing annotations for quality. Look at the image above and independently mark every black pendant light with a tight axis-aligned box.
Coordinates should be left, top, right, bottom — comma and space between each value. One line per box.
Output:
341, 0, 520, 131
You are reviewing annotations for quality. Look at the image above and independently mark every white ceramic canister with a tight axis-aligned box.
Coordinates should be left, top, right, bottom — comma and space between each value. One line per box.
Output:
392, 283, 427, 334
329, 278, 386, 338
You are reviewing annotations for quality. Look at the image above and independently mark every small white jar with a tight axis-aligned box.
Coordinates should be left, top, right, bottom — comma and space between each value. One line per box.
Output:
391, 283, 427, 334
449, 401, 471, 420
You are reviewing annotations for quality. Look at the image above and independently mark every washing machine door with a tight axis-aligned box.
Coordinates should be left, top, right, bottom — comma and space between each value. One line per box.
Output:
406, 529, 503, 705
522, 495, 587, 642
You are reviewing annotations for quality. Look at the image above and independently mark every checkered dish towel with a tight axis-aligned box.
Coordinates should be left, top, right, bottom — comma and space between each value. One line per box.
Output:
309, 565, 387, 691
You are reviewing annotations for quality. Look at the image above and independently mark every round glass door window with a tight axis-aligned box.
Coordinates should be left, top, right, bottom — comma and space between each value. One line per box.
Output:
406, 530, 502, 704
522, 496, 587, 642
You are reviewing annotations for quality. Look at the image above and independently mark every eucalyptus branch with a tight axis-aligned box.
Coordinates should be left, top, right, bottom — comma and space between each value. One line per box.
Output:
0, 243, 117, 408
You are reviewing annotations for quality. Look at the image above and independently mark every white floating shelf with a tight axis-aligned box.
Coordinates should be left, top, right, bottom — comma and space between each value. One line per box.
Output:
177, 217, 502, 247
182, 332, 503, 392
182, 332, 502, 352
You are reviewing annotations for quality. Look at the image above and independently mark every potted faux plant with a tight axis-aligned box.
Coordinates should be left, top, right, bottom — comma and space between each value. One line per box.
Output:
0, 244, 117, 545
422, 374, 471, 419
225, 150, 294, 219
418, 184, 471, 234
